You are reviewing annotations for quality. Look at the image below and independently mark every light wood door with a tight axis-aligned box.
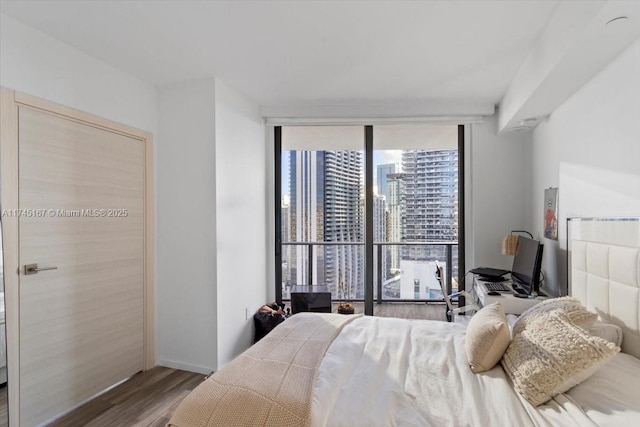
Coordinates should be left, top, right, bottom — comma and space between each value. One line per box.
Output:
18, 107, 145, 426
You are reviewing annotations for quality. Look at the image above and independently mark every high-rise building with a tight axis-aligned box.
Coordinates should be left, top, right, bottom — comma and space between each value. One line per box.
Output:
289, 151, 323, 289
372, 194, 388, 290
386, 172, 406, 270
376, 163, 397, 202
358, 193, 388, 297
288, 147, 458, 301
401, 150, 458, 261
289, 150, 363, 297
281, 200, 292, 297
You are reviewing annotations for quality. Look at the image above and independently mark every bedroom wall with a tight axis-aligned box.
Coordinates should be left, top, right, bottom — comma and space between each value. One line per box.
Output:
214, 80, 267, 368
156, 79, 218, 373
0, 12, 162, 361
0, 14, 157, 133
530, 36, 640, 296
467, 115, 533, 275
0, 13, 267, 374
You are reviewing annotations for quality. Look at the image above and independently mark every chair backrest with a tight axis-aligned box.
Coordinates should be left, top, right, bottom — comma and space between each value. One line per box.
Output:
434, 262, 454, 312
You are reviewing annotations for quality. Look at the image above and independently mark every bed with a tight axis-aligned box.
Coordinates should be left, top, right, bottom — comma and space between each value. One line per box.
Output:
169, 217, 640, 427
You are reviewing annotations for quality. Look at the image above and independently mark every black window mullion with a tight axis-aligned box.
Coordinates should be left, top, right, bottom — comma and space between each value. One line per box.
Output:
457, 124, 466, 308
274, 126, 282, 305
364, 126, 374, 315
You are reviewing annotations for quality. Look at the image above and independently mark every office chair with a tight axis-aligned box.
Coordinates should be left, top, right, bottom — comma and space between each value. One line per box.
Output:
435, 262, 479, 323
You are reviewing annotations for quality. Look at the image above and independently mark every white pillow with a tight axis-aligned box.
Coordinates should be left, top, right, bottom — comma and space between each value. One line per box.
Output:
587, 320, 623, 347
465, 302, 510, 373
512, 296, 597, 335
501, 310, 620, 406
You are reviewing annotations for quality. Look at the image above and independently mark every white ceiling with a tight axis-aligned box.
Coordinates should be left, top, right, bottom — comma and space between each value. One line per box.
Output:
0, 0, 561, 108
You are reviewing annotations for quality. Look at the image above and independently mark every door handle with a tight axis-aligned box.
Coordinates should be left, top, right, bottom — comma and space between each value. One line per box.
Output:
24, 263, 58, 275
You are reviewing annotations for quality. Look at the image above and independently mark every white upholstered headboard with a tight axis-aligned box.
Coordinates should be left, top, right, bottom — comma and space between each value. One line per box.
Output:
568, 218, 640, 358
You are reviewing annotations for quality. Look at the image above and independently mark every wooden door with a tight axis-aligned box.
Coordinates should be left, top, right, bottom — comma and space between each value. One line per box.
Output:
17, 106, 145, 426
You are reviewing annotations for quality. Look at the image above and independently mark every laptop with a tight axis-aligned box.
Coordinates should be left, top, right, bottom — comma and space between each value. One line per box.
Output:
470, 267, 510, 281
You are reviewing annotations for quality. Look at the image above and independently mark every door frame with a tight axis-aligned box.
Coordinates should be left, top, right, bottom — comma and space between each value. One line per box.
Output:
0, 87, 155, 426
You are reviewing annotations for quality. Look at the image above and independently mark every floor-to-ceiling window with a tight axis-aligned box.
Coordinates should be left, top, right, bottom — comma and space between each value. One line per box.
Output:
278, 127, 364, 303
275, 124, 464, 315
373, 125, 460, 304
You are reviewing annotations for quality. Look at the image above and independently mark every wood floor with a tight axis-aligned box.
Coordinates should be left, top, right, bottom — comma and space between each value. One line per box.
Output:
335, 301, 447, 321
48, 367, 205, 427
11, 303, 446, 426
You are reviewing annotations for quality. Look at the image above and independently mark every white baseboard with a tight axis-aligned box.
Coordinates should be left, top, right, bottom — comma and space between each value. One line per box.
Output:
157, 359, 214, 375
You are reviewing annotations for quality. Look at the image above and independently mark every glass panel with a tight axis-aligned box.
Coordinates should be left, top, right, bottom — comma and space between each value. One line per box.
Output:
373, 125, 459, 301
451, 244, 459, 293
281, 126, 364, 300
326, 244, 365, 301
377, 244, 450, 301
281, 243, 310, 299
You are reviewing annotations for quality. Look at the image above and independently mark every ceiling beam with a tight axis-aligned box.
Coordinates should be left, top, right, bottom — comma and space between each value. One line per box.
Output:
498, 0, 640, 133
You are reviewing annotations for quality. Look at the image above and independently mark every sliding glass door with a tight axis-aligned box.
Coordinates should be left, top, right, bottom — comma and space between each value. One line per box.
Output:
275, 124, 464, 315
278, 126, 364, 302
373, 125, 460, 304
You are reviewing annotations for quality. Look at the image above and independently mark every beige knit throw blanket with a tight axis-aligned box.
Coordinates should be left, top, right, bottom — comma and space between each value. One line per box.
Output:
168, 313, 361, 427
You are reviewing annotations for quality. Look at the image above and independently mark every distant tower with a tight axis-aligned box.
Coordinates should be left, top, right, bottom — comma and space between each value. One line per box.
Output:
373, 194, 388, 284
401, 150, 458, 261
376, 163, 397, 201
281, 200, 291, 297
386, 173, 406, 270
290, 150, 363, 296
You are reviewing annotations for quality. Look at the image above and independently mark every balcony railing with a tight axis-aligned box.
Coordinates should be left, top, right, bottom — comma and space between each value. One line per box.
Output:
280, 241, 458, 303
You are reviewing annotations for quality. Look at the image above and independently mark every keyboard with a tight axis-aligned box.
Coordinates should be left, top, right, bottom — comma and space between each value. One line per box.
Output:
483, 282, 511, 292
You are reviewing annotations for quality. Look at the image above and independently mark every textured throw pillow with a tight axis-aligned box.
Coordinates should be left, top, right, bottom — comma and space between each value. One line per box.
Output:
501, 311, 620, 406
512, 296, 597, 335
587, 320, 624, 347
465, 302, 511, 373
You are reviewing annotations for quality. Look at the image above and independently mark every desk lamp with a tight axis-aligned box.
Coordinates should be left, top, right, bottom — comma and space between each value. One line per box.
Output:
501, 230, 534, 255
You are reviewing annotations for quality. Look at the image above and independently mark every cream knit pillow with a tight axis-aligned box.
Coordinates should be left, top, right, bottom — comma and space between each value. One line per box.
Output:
512, 296, 597, 335
465, 302, 510, 373
501, 310, 619, 406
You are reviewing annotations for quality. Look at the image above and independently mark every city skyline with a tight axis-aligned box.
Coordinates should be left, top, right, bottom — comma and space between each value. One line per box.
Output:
281, 150, 403, 202
282, 145, 459, 301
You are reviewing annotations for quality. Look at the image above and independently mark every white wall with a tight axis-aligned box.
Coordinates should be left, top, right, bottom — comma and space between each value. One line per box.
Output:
2, 12, 269, 375
214, 80, 267, 368
1, 12, 163, 361
531, 37, 640, 296
467, 115, 533, 274
0, 14, 157, 133
157, 79, 266, 372
265, 128, 276, 303
156, 80, 218, 373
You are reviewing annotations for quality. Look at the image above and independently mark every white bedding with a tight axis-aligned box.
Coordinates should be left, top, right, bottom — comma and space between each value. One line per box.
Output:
565, 353, 640, 427
312, 316, 533, 427
311, 316, 632, 427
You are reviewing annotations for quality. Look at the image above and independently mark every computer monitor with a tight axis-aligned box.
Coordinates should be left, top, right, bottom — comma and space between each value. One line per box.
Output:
511, 236, 544, 295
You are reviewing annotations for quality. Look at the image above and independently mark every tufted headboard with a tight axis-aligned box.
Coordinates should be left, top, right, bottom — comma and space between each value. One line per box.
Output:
568, 218, 640, 358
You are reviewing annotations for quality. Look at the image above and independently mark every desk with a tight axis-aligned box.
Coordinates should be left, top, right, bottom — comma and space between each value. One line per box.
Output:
474, 277, 547, 315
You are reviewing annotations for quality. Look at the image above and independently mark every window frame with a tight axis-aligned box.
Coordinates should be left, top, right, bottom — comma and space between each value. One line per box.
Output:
274, 125, 466, 315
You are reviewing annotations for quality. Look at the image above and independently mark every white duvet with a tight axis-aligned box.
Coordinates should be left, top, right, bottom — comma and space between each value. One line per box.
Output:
310, 315, 617, 427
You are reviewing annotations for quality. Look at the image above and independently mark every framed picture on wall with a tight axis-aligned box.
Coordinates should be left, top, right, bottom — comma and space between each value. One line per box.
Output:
544, 187, 558, 240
